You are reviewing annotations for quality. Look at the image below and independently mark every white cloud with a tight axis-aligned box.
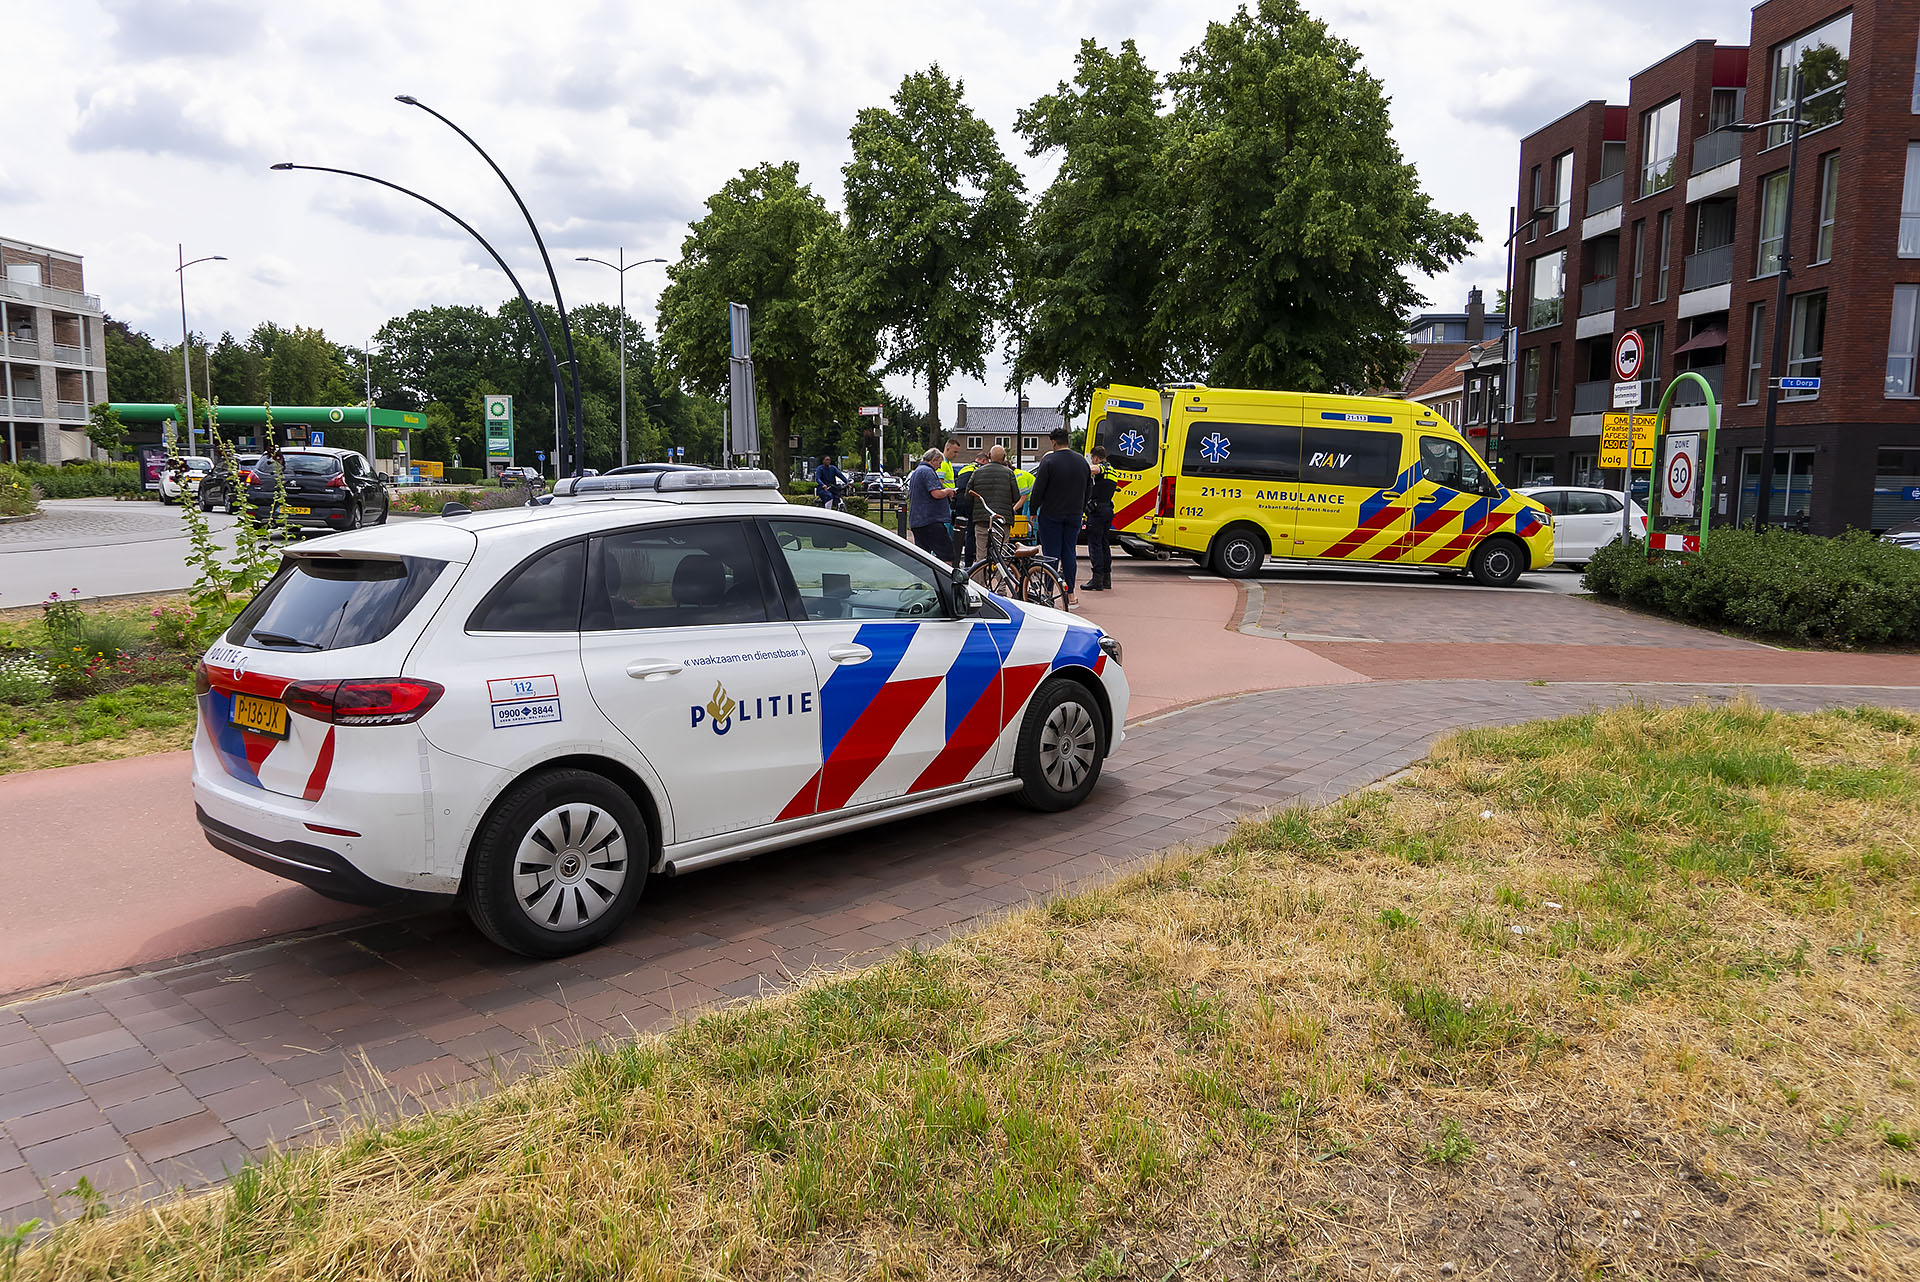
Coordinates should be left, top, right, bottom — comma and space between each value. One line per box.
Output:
9, 0, 1756, 414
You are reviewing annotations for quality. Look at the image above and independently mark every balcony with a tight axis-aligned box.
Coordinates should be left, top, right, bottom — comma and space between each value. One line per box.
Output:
1574, 378, 1662, 417
1578, 277, 1616, 317
1682, 244, 1733, 292
1671, 365, 1725, 403
1586, 171, 1624, 214
50, 343, 85, 366
55, 401, 86, 422
4, 336, 38, 360
1690, 130, 1741, 175
0, 276, 100, 313
3, 396, 44, 419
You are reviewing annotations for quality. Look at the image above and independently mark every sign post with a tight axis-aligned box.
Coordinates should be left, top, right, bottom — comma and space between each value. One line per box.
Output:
1643, 371, 1720, 556
483, 394, 514, 471
1612, 331, 1645, 543
726, 302, 758, 466
858, 404, 885, 478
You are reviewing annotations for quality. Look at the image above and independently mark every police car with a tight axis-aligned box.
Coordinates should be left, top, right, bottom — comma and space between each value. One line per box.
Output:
192, 469, 1128, 957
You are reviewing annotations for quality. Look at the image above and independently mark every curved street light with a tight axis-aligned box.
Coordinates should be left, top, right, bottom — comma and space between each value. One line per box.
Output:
576, 251, 667, 466
269, 163, 569, 469
175, 248, 226, 456
396, 95, 586, 476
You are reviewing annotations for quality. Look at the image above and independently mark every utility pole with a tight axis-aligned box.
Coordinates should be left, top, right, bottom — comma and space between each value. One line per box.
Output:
363, 339, 375, 468
576, 251, 666, 466
175, 246, 226, 455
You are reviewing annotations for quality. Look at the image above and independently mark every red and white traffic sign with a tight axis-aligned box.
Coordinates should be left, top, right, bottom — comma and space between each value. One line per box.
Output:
1650, 531, 1699, 553
1614, 330, 1645, 382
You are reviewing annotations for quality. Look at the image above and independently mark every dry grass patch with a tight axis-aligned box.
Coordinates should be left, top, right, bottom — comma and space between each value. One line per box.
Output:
11, 701, 1920, 1280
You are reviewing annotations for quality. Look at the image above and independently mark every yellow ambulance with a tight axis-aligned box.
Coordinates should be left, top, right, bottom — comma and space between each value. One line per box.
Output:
1086, 383, 1554, 587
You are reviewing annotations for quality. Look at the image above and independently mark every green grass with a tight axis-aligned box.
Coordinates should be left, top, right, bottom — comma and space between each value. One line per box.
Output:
14, 702, 1920, 1279
0, 682, 197, 773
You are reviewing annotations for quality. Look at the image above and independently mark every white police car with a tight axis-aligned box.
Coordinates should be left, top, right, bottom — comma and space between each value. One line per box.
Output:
192, 469, 1128, 956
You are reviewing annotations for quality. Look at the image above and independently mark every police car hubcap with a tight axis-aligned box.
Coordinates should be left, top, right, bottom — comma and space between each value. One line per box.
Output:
514, 803, 629, 931
1040, 701, 1097, 792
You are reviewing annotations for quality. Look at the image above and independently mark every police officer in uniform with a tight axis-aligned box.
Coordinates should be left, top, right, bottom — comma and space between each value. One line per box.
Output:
1084, 445, 1116, 590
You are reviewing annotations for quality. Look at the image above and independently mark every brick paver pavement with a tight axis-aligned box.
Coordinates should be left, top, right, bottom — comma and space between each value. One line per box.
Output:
7, 677, 1920, 1228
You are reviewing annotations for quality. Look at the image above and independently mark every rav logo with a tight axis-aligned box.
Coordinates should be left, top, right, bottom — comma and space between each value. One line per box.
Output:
1308, 452, 1354, 470
690, 681, 814, 735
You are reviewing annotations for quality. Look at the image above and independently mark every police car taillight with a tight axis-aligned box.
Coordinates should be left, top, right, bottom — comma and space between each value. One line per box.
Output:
284, 678, 445, 726
1157, 476, 1176, 517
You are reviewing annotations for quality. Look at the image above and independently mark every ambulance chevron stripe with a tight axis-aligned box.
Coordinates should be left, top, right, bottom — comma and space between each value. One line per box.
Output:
1113, 487, 1158, 530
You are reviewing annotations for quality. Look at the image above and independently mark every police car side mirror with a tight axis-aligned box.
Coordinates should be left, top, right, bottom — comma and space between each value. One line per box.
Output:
950, 564, 981, 616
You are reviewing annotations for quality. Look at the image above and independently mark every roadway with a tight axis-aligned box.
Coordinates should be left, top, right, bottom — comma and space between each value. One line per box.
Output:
0, 500, 240, 606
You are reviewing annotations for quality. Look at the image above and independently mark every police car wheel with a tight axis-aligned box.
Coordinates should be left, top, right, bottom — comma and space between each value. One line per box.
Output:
465, 768, 648, 957
1014, 680, 1106, 812
1468, 537, 1526, 588
1210, 527, 1265, 578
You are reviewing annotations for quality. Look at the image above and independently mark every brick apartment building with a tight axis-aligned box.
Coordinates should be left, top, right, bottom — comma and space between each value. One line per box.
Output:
1, 237, 109, 465
1507, 0, 1920, 534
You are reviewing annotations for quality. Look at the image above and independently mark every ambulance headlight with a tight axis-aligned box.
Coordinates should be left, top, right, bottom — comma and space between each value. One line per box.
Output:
1098, 634, 1123, 666
1533, 507, 1553, 527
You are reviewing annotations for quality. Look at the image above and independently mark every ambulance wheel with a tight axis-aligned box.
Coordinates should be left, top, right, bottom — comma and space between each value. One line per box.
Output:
1013, 679, 1106, 812
1469, 536, 1527, 588
465, 768, 649, 957
1209, 525, 1267, 578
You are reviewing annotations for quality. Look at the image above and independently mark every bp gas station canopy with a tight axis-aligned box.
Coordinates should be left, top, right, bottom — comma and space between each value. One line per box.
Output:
108, 404, 427, 434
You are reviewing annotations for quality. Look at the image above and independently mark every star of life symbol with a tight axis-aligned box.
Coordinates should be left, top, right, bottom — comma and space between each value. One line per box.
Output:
1117, 428, 1146, 457
1200, 432, 1231, 464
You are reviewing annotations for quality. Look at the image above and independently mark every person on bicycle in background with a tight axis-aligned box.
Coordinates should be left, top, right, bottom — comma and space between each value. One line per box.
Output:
813, 456, 851, 509
966, 445, 1019, 568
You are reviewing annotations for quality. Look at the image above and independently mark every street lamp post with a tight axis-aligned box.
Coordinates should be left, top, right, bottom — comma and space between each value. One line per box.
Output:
1716, 91, 1811, 532
575, 251, 666, 467
175, 247, 226, 456
1498, 204, 1556, 480
270, 164, 571, 462
396, 96, 586, 476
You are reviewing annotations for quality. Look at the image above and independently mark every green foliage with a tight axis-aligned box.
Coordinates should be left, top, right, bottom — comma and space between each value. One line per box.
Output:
657, 162, 866, 484
445, 467, 483, 485
85, 403, 129, 459
843, 495, 870, 520
264, 325, 354, 404
102, 315, 172, 402
1015, 39, 1170, 412
0, 463, 36, 517
1422, 1119, 1475, 1165
11, 461, 140, 499
1153, 0, 1475, 391
1584, 530, 1920, 648
838, 66, 1026, 438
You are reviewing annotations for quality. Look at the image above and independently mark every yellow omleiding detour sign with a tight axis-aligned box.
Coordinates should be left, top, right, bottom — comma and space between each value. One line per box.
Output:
1599, 412, 1657, 470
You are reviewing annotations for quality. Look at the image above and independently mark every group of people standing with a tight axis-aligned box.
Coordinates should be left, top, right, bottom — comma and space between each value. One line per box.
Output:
904, 428, 1116, 609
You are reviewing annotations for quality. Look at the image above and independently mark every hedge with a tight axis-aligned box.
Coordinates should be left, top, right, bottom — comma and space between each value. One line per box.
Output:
12, 461, 142, 499
444, 467, 483, 485
0, 464, 37, 516
1583, 528, 1920, 648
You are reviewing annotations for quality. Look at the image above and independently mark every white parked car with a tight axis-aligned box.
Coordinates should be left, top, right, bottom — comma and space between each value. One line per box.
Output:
1517, 486, 1648, 566
159, 456, 215, 505
192, 469, 1128, 957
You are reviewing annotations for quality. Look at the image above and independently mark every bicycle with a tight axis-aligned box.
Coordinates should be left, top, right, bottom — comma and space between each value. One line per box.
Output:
817, 481, 850, 512
966, 509, 1066, 610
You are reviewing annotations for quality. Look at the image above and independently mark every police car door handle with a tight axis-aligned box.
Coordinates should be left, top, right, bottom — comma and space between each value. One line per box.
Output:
625, 659, 683, 681
826, 643, 872, 665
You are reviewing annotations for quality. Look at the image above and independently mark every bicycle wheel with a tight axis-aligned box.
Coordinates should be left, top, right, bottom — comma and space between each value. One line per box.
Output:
968, 560, 1022, 599
1019, 561, 1065, 610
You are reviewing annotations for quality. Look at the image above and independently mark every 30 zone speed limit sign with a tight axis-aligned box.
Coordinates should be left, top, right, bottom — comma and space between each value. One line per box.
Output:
1664, 432, 1701, 519
1614, 330, 1645, 382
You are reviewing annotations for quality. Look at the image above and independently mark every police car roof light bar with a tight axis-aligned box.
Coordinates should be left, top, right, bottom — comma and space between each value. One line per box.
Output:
565, 468, 781, 497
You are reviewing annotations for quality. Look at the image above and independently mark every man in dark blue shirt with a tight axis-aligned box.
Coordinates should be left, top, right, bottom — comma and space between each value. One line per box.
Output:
1028, 427, 1091, 606
813, 458, 849, 508
906, 447, 955, 562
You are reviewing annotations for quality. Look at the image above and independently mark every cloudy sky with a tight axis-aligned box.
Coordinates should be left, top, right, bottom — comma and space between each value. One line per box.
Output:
8, 0, 1756, 414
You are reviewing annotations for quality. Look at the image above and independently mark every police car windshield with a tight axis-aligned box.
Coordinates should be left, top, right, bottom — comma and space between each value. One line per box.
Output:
227, 555, 448, 651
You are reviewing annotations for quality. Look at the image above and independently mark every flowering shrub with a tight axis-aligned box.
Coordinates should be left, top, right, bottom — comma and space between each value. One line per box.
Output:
0, 651, 51, 705
148, 605, 205, 655
0, 463, 39, 517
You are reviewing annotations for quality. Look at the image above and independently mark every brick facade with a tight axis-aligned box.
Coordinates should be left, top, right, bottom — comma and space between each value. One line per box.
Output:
1509, 0, 1920, 534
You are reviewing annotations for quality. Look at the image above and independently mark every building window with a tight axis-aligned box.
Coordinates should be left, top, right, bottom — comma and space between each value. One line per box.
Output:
1786, 291, 1826, 400
1757, 170, 1788, 276
1744, 302, 1766, 404
1812, 153, 1839, 265
1654, 210, 1671, 302
1464, 376, 1483, 425
1639, 323, 1663, 387
1547, 344, 1560, 419
1527, 250, 1566, 329
1518, 455, 1556, 486
1877, 448, 1920, 530
966, 435, 981, 450
1889, 285, 1920, 397
1629, 220, 1645, 308
1552, 151, 1573, 232
1769, 12, 1852, 144
1519, 348, 1540, 422
1902, 145, 1920, 258
1571, 452, 1600, 487
1738, 448, 1815, 525
1640, 98, 1680, 196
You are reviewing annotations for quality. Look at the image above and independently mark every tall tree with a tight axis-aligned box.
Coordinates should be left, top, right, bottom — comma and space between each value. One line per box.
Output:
1014, 39, 1170, 414
264, 325, 351, 404
102, 317, 172, 403
1158, 0, 1476, 392
656, 161, 864, 481
839, 66, 1026, 443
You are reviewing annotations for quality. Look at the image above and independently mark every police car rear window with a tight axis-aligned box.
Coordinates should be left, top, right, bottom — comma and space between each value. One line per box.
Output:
227, 556, 448, 652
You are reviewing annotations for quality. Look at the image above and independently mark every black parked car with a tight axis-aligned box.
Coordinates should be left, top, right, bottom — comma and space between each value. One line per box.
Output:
197, 454, 260, 513
245, 448, 390, 532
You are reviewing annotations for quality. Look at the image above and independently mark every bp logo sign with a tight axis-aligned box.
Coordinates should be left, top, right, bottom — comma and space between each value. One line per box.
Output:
328, 408, 344, 423
483, 395, 513, 460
